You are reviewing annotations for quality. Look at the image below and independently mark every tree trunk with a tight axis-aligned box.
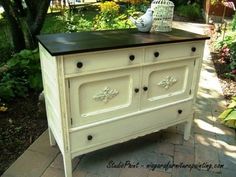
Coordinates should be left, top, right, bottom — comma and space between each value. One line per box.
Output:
0, 0, 51, 51
0, 0, 26, 52
25, 0, 51, 49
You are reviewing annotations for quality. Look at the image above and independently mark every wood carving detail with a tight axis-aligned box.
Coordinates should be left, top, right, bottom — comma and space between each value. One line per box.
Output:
93, 86, 119, 103
157, 76, 177, 89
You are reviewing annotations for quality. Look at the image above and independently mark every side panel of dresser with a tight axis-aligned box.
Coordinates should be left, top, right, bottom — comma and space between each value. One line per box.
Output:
39, 44, 65, 152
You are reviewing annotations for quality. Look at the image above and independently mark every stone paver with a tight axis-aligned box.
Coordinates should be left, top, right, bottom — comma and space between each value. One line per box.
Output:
2, 21, 236, 177
3, 149, 57, 177
2, 131, 59, 177
119, 168, 149, 177
155, 142, 175, 156
41, 167, 64, 177
148, 170, 171, 177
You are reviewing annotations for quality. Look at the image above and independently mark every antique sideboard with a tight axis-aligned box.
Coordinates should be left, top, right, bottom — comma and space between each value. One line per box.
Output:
37, 29, 209, 177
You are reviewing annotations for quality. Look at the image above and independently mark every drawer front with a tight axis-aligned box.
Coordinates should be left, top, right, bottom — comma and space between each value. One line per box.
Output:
70, 100, 193, 154
145, 41, 204, 63
64, 48, 143, 75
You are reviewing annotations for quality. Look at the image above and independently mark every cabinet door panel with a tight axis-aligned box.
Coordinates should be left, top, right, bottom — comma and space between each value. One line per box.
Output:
69, 68, 140, 126
141, 59, 195, 110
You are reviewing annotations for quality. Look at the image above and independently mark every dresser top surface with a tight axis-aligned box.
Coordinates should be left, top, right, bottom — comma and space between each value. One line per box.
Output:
37, 28, 210, 56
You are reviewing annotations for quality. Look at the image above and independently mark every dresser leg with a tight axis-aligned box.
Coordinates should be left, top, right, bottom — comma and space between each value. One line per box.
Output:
184, 119, 193, 140
63, 154, 73, 177
48, 127, 56, 146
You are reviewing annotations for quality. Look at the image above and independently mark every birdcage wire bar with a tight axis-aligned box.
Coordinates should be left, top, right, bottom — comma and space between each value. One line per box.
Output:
151, 0, 174, 32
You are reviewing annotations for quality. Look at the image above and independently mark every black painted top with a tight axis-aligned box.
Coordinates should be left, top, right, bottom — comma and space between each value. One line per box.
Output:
37, 28, 210, 56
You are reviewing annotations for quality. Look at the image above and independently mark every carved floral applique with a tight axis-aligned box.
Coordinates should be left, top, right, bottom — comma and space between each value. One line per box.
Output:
157, 76, 177, 89
93, 86, 119, 103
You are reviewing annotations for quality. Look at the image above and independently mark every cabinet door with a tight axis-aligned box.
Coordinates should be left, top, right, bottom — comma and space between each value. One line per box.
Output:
141, 59, 195, 110
69, 68, 140, 126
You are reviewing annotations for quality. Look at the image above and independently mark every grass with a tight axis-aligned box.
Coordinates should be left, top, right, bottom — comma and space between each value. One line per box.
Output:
41, 5, 99, 34
41, 13, 67, 34
41, 9, 98, 34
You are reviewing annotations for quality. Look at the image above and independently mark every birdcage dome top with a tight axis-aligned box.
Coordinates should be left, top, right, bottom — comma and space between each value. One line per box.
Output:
151, 0, 174, 9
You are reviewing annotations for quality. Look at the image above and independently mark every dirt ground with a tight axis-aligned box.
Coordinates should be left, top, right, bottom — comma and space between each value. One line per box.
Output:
211, 52, 236, 101
0, 92, 47, 175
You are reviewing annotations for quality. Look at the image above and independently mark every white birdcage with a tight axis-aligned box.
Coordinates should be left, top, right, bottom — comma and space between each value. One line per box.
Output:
151, 0, 174, 32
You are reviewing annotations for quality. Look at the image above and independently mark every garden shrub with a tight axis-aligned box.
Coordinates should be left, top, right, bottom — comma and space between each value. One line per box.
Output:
214, 31, 236, 79
125, 0, 149, 12
176, 3, 202, 20
64, 11, 94, 33
94, 1, 120, 29
232, 14, 236, 31
0, 49, 42, 101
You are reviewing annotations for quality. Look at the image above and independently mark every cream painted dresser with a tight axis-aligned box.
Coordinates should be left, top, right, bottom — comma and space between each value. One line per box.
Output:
37, 29, 209, 177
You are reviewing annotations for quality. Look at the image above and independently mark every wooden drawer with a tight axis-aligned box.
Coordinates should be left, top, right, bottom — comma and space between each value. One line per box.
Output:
63, 48, 143, 75
145, 41, 204, 63
70, 99, 193, 154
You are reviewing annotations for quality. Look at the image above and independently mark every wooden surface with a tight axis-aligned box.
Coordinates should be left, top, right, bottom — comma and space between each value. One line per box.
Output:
37, 28, 209, 56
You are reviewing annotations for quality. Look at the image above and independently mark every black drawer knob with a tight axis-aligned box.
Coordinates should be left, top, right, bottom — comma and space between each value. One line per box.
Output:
178, 110, 183, 114
134, 88, 139, 93
143, 86, 148, 91
191, 47, 196, 52
77, 62, 83, 68
129, 55, 135, 61
87, 135, 93, 141
154, 52, 159, 58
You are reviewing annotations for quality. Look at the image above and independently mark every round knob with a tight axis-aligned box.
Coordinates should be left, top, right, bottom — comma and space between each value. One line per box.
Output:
134, 88, 139, 93
87, 135, 93, 141
191, 47, 196, 52
129, 55, 135, 61
178, 110, 183, 114
154, 52, 159, 58
143, 86, 148, 91
77, 62, 83, 68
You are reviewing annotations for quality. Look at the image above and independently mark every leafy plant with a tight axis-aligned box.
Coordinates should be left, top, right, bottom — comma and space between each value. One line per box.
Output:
232, 14, 236, 31
219, 96, 236, 128
125, 0, 149, 12
94, 1, 120, 29
214, 29, 236, 77
0, 49, 42, 101
176, 3, 202, 20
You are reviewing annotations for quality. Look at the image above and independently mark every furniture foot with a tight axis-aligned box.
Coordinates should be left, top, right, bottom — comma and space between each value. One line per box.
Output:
48, 127, 56, 146
63, 154, 73, 177
184, 119, 193, 140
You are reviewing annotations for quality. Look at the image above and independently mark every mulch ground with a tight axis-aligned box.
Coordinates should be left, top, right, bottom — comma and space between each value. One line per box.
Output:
0, 92, 47, 175
211, 52, 236, 102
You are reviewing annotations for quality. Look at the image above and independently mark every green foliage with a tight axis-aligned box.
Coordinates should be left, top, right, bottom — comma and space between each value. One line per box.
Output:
58, 2, 135, 32
126, 0, 149, 12
0, 49, 42, 101
94, 1, 120, 29
214, 30, 236, 76
219, 97, 236, 128
172, 0, 190, 6
232, 14, 236, 31
176, 3, 202, 20
64, 11, 93, 32
41, 14, 67, 34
